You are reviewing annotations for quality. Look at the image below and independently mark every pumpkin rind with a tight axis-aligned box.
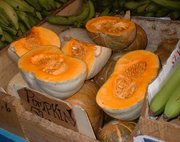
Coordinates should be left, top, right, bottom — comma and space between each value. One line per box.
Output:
66, 81, 103, 134
97, 120, 136, 142
124, 24, 147, 51
155, 38, 179, 65
8, 26, 61, 62
18, 45, 87, 99
62, 38, 111, 79
96, 50, 159, 120
85, 16, 136, 51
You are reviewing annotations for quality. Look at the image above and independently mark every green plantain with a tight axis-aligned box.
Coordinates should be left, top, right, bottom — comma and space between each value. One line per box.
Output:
4, 0, 35, 14
150, 66, 180, 116
0, 1, 19, 30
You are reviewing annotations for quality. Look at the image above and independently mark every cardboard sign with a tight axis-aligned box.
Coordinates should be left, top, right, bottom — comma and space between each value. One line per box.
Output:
18, 87, 78, 131
0, 90, 24, 137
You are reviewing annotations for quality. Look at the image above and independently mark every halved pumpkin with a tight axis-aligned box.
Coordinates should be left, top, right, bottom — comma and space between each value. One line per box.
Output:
8, 26, 61, 62
18, 45, 87, 99
96, 50, 159, 120
66, 81, 103, 134
62, 38, 111, 79
85, 16, 136, 51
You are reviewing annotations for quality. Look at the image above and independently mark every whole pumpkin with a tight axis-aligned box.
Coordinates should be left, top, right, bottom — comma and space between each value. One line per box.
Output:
97, 120, 136, 142
66, 80, 103, 134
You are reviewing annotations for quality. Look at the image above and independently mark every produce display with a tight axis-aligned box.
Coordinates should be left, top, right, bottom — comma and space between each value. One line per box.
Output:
1, 0, 180, 141
93, 0, 180, 20
0, 0, 68, 49
150, 65, 180, 120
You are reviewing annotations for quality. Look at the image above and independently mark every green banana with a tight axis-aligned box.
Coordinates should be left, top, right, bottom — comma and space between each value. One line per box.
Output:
145, 12, 155, 17
150, 66, 180, 116
55, 1, 62, 9
1, 30, 14, 43
39, 0, 56, 11
0, 1, 19, 30
16, 11, 31, 29
25, 0, 42, 11
99, 7, 111, 16
0, 12, 10, 26
84, 0, 95, 22
163, 85, 180, 120
0, 24, 17, 35
19, 21, 28, 33
145, 2, 160, 12
27, 14, 39, 26
151, 0, 180, 10
156, 9, 170, 17
55, 0, 67, 3
47, 1, 89, 25
170, 11, 180, 20
74, 0, 95, 28
136, 3, 150, 14
124, 0, 149, 10
4, 0, 35, 14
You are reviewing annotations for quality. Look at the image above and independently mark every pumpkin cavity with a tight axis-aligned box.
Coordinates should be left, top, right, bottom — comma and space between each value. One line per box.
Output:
62, 38, 111, 79
86, 16, 136, 51
31, 54, 68, 75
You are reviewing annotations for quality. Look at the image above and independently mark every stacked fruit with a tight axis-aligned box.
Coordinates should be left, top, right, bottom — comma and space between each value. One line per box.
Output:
150, 65, 180, 120
92, 0, 180, 20
0, 0, 68, 49
47, 0, 95, 28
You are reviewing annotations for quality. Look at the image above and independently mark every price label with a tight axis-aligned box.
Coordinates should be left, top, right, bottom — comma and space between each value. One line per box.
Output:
18, 87, 78, 131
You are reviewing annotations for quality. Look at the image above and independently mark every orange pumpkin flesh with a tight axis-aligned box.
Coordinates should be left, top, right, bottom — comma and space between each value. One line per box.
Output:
62, 38, 111, 79
86, 16, 136, 51
62, 38, 95, 75
18, 45, 86, 82
10, 26, 61, 57
96, 50, 159, 120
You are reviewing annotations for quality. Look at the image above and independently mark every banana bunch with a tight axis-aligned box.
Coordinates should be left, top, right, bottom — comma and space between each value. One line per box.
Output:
124, 0, 180, 20
150, 65, 180, 120
47, 0, 95, 28
0, 0, 68, 50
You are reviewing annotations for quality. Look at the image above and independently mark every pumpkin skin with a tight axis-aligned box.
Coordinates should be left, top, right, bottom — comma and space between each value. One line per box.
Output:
96, 50, 159, 120
62, 38, 112, 79
97, 120, 136, 142
18, 45, 87, 99
8, 26, 61, 62
66, 81, 103, 134
124, 24, 147, 52
155, 38, 179, 65
85, 16, 136, 51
